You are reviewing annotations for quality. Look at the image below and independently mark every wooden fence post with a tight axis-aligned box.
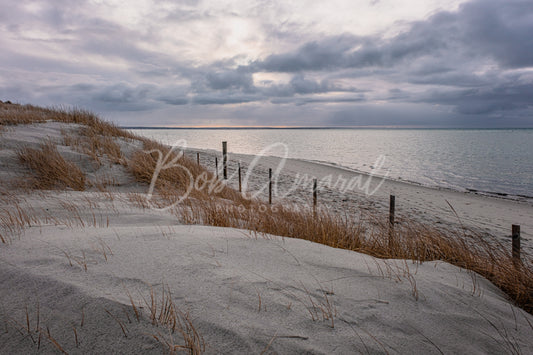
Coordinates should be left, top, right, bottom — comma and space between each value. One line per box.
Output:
215, 157, 218, 179
512, 224, 521, 265
313, 178, 317, 211
222, 141, 228, 180
389, 195, 395, 226
268, 168, 272, 205
388, 195, 396, 251
197, 152, 200, 165
238, 163, 242, 193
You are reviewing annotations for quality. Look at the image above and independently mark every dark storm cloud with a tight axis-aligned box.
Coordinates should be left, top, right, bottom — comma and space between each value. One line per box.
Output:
89, 83, 194, 110
253, 24, 446, 73
72, 83, 159, 111
419, 82, 533, 115
252, 0, 533, 120
271, 95, 366, 106
92, 84, 155, 104
158, 97, 189, 106
255, 35, 361, 72
458, 0, 533, 68
406, 70, 490, 88
259, 74, 355, 98
193, 93, 260, 105
255, 0, 533, 73
288, 74, 333, 94
205, 70, 253, 90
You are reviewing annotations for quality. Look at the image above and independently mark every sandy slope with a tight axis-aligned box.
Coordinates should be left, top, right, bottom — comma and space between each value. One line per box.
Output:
2, 191, 533, 354
0, 121, 143, 192
2, 121, 533, 353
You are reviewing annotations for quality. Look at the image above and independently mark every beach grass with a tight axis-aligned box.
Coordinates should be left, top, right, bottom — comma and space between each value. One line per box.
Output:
62, 126, 125, 166
17, 140, 86, 191
0, 102, 135, 140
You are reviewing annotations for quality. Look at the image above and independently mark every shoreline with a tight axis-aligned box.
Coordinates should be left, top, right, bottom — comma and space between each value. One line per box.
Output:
184, 147, 533, 243
184, 145, 533, 204
128, 128, 533, 201
305, 157, 533, 202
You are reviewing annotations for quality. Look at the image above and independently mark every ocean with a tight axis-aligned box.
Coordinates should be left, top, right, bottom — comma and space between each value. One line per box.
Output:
129, 128, 533, 199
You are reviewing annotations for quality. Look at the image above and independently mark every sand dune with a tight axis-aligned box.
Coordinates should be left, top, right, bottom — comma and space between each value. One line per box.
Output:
1, 119, 533, 353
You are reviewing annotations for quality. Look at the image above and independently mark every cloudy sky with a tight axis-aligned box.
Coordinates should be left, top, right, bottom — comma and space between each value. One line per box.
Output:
1, 0, 532, 127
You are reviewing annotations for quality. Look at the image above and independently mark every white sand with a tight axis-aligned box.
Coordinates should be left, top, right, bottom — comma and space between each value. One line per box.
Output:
2, 122, 533, 353
2, 191, 533, 354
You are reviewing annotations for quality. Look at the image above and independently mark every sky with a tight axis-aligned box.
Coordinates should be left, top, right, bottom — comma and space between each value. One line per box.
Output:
1, 0, 532, 127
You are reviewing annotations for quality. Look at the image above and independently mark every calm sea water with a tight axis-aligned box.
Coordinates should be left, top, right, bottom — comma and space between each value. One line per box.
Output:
129, 128, 533, 198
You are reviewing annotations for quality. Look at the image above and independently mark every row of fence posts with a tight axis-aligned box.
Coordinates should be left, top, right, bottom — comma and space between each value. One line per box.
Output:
194, 142, 523, 266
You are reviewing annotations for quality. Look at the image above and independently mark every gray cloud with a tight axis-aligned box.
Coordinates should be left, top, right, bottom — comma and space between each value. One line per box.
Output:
288, 74, 332, 94
205, 70, 253, 90
258, 74, 356, 98
271, 95, 366, 106
458, 0, 533, 68
419, 82, 533, 115
192, 92, 261, 105
1, 0, 532, 126
158, 96, 189, 106
254, 0, 533, 73
256, 35, 360, 72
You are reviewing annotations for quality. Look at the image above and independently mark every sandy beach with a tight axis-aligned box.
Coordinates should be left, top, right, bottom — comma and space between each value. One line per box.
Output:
3, 196, 533, 354
186, 147, 533, 245
2, 114, 533, 353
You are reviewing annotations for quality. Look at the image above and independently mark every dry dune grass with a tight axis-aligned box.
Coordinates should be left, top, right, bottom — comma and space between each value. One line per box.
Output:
62, 126, 125, 166
0, 102, 135, 141
17, 140, 86, 191
0, 102, 49, 125
128, 139, 250, 205
0, 195, 38, 244
142, 284, 205, 354
0, 187, 117, 244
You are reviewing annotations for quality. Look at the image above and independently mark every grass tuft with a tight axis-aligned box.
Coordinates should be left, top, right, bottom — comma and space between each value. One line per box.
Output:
17, 140, 85, 191
142, 284, 205, 354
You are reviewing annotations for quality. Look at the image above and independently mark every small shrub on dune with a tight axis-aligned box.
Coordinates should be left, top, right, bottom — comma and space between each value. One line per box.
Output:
17, 141, 86, 191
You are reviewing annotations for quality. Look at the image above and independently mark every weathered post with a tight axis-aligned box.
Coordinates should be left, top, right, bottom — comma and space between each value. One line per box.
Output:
238, 163, 242, 193
389, 195, 395, 226
222, 141, 228, 180
215, 157, 218, 179
389, 195, 396, 252
268, 168, 272, 205
197, 152, 200, 165
512, 224, 521, 265
313, 178, 317, 211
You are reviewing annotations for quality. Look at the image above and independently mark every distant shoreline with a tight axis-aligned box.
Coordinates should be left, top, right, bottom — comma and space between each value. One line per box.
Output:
186, 145, 533, 203
125, 125, 533, 198
123, 126, 533, 130
181, 146, 533, 240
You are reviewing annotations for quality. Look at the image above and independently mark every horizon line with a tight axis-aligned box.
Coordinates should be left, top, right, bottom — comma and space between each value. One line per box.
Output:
121, 125, 533, 130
